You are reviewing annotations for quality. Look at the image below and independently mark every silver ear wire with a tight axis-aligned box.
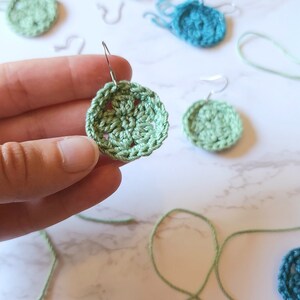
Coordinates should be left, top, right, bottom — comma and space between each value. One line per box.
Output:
156, 0, 175, 16
102, 41, 118, 86
199, 74, 229, 102
54, 35, 85, 55
0, 0, 8, 11
97, 2, 124, 25
214, 2, 240, 15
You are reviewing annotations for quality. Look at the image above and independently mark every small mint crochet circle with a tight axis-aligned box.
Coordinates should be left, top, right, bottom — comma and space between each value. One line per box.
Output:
85, 81, 169, 162
278, 248, 300, 300
172, 1, 226, 47
7, 0, 58, 37
183, 100, 242, 151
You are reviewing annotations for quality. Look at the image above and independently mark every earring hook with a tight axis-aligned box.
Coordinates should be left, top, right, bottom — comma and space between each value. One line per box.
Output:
102, 41, 118, 86
214, 2, 240, 15
97, 2, 124, 25
156, 0, 175, 16
199, 74, 229, 102
0, 0, 8, 11
54, 35, 85, 55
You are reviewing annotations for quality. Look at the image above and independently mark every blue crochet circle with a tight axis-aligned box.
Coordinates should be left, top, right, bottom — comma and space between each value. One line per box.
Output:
172, 1, 226, 47
278, 248, 300, 300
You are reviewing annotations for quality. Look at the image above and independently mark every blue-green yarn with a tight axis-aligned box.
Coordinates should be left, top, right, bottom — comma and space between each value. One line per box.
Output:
86, 81, 169, 162
183, 100, 243, 152
278, 248, 300, 300
149, 0, 226, 47
6, 0, 58, 37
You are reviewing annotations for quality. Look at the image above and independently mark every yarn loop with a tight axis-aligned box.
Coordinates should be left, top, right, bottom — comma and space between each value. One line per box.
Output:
237, 31, 300, 80
86, 81, 169, 162
150, 208, 300, 300
183, 100, 243, 151
7, 0, 58, 37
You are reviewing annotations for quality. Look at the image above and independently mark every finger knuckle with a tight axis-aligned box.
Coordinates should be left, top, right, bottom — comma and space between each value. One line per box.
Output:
0, 142, 31, 199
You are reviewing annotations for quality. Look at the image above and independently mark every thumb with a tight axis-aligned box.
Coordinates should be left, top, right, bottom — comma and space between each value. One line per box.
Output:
0, 136, 100, 203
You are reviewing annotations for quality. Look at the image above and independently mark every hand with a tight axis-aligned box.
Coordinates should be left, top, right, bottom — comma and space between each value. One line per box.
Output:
0, 55, 132, 241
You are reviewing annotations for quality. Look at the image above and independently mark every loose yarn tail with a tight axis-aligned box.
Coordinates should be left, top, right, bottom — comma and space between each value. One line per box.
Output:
237, 31, 300, 80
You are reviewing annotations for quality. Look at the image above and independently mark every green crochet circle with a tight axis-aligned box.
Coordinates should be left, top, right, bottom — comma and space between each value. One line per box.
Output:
7, 0, 58, 37
86, 81, 169, 162
183, 100, 243, 151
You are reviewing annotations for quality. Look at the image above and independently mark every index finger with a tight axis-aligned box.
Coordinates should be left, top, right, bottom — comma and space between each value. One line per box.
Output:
0, 55, 132, 118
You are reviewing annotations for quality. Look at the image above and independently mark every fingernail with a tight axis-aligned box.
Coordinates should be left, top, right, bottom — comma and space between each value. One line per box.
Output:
58, 137, 99, 173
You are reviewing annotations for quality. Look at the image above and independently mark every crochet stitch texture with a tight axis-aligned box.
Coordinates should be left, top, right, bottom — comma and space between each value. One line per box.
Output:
86, 81, 169, 162
278, 248, 300, 300
183, 100, 242, 151
7, 0, 58, 37
151, 0, 226, 47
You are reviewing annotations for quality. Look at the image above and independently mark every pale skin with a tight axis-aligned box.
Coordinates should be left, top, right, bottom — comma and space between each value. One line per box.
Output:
0, 55, 132, 241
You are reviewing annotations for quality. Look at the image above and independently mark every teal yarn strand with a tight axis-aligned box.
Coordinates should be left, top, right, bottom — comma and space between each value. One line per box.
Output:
149, 208, 300, 300
85, 81, 169, 162
278, 248, 300, 300
6, 0, 58, 37
237, 31, 300, 80
183, 100, 243, 151
146, 0, 226, 47
38, 230, 58, 300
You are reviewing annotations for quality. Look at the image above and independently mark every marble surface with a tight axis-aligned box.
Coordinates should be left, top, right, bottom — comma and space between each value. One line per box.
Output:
1, 0, 300, 299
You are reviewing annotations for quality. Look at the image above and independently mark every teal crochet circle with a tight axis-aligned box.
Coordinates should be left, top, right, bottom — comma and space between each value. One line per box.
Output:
86, 81, 169, 162
278, 248, 300, 300
183, 100, 243, 151
172, 1, 226, 47
7, 0, 58, 37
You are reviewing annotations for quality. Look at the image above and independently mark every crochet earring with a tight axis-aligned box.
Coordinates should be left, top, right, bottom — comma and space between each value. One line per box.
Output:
278, 247, 300, 300
145, 0, 234, 47
85, 42, 169, 162
3, 0, 58, 37
183, 75, 243, 151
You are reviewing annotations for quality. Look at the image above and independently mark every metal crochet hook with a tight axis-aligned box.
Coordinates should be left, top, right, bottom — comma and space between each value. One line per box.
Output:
199, 74, 229, 102
102, 41, 118, 86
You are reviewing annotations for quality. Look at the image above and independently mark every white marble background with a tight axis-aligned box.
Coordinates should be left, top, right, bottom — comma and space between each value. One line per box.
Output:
1, 0, 300, 299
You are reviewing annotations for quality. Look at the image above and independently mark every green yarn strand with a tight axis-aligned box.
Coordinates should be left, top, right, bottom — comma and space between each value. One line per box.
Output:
38, 214, 135, 300
149, 208, 220, 299
76, 213, 136, 224
149, 208, 300, 300
237, 31, 300, 80
38, 230, 58, 300
215, 226, 300, 300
